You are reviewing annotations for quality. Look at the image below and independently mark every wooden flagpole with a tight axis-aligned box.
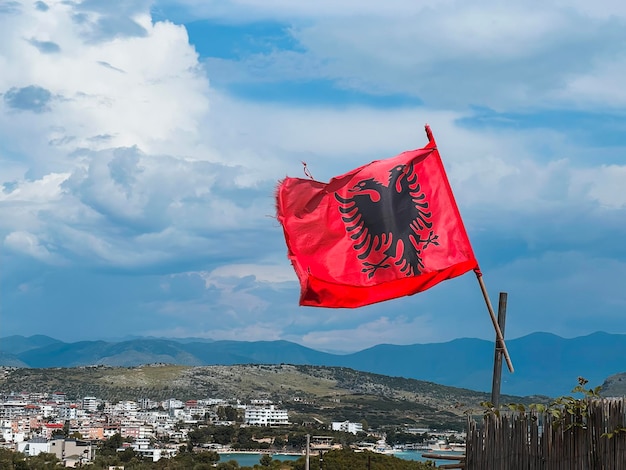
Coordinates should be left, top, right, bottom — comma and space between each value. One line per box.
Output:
423, 123, 513, 373
476, 274, 514, 372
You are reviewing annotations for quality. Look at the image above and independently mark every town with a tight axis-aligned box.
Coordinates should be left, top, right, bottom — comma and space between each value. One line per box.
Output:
0, 386, 465, 467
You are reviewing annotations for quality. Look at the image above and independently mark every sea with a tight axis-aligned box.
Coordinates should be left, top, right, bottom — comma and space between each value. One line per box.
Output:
218, 450, 464, 466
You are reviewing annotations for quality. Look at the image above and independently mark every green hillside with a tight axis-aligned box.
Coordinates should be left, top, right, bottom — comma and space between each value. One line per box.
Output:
0, 364, 533, 430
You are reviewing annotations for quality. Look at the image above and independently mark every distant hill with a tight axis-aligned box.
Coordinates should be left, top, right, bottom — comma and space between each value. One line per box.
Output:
333, 332, 626, 397
0, 334, 62, 354
1, 332, 625, 397
0, 364, 530, 430
600, 372, 626, 397
0, 352, 28, 368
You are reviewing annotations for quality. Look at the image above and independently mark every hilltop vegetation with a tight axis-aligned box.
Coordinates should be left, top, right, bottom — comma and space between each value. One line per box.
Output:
0, 364, 532, 429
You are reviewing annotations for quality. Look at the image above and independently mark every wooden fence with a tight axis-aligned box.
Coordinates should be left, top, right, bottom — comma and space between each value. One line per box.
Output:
464, 398, 626, 469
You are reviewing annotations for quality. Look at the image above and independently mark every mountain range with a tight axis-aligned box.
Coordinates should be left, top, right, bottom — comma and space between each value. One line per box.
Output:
1, 332, 625, 398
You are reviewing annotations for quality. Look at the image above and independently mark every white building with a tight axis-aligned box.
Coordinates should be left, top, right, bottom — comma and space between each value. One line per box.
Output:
250, 399, 272, 405
201, 398, 226, 406
51, 392, 66, 403
83, 397, 98, 412
40, 404, 56, 418
16, 437, 50, 456
58, 404, 78, 420
164, 399, 184, 410
1, 419, 24, 443
0, 399, 27, 419
244, 405, 289, 426
131, 438, 177, 462
117, 401, 138, 413
332, 421, 363, 434
139, 398, 159, 410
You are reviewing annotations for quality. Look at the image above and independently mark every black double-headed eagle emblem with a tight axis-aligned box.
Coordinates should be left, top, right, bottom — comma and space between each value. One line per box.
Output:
335, 163, 439, 278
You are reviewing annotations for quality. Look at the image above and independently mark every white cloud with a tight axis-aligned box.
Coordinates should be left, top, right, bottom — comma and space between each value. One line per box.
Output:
556, 60, 626, 107
192, 1, 626, 110
0, 172, 72, 249
0, 0, 209, 157
552, 0, 626, 19
299, 315, 437, 353
4, 230, 60, 263
203, 95, 606, 216
203, 94, 462, 179
200, 263, 297, 285
200, 323, 284, 342
570, 164, 626, 209
0, 172, 69, 203
0, 1, 271, 269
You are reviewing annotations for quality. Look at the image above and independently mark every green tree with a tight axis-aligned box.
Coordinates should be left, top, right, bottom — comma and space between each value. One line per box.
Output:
273, 436, 285, 448
234, 427, 255, 449
92, 453, 124, 469
213, 426, 236, 445
287, 433, 307, 450
194, 451, 220, 465
99, 433, 124, 457
224, 406, 239, 422
15, 460, 30, 470
259, 454, 273, 466
0, 448, 14, 467
291, 449, 435, 470
0, 448, 27, 469
188, 427, 213, 446
193, 464, 214, 470
25, 452, 60, 470
216, 459, 240, 469
119, 447, 136, 463
50, 430, 65, 439
161, 451, 194, 469
386, 430, 423, 446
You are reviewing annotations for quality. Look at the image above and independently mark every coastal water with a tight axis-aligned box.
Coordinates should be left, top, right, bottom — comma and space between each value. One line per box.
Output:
218, 450, 464, 466
394, 450, 464, 463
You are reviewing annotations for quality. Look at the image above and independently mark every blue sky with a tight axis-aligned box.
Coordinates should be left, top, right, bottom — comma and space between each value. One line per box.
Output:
1, 0, 625, 353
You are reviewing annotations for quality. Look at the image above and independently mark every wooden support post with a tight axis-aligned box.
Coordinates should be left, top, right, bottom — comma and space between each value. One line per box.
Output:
305, 434, 310, 470
476, 274, 514, 373
490, 292, 508, 409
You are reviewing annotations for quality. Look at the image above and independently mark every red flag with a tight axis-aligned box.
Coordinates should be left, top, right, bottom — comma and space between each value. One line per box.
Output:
276, 127, 479, 308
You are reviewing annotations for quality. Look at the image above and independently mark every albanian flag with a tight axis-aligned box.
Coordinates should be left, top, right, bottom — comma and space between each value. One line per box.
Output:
276, 126, 479, 308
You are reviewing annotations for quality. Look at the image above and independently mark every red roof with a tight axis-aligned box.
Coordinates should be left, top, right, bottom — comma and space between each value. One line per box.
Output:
45, 423, 64, 429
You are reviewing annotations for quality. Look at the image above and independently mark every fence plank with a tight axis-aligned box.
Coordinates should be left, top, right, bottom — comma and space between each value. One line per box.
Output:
466, 398, 626, 469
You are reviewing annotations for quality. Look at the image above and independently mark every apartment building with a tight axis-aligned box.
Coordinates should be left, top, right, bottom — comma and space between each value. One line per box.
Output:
332, 421, 363, 434
244, 404, 289, 426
